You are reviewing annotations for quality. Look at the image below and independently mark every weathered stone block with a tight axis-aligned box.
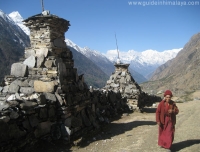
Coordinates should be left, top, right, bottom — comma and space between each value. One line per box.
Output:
22, 119, 32, 131
34, 81, 55, 93
111, 83, 119, 88
53, 38, 66, 48
8, 83, 19, 93
126, 75, 131, 82
7, 94, 16, 101
2, 86, 9, 93
29, 93, 39, 100
120, 77, 125, 83
28, 115, 39, 127
11, 63, 28, 77
37, 94, 46, 105
81, 109, 91, 127
64, 117, 71, 127
7, 100, 19, 107
15, 93, 22, 100
10, 111, 19, 119
21, 80, 30, 87
0, 116, 10, 123
35, 48, 48, 58
29, 80, 34, 87
36, 55, 45, 67
23, 55, 36, 68
8, 124, 26, 139
20, 87, 35, 94
44, 60, 53, 68
44, 93, 56, 102
121, 71, 126, 76
71, 116, 82, 128
39, 108, 47, 119
34, 121, 53, 138
55, 92, 63, 106
25, 48, 35, 58
124, 87, 132, 94
20, 101, 37, 110
0, 101, 9, 111
48, 106, 55, 118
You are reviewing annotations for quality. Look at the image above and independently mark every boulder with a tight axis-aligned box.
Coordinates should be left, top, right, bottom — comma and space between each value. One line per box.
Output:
11, 63, 28, 77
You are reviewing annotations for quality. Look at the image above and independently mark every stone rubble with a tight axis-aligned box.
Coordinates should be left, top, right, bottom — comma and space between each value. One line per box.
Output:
0, 11, 161, 152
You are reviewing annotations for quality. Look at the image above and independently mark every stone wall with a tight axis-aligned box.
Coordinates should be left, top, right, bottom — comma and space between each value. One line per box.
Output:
0, 12, 129, 152
0, 12, 161, 152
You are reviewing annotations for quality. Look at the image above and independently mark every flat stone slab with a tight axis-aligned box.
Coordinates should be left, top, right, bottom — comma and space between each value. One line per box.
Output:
11, 63, 28, 77
34, 81, 55, 93
23, 55, 36, 68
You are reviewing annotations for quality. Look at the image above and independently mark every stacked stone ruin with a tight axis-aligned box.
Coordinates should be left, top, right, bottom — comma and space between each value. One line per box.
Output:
104, 62, 158, 110
0, 11, 130, 152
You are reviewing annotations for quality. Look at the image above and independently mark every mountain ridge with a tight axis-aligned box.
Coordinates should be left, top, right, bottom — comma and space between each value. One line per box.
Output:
0, 10, 30, 81
141, 32, 200, 95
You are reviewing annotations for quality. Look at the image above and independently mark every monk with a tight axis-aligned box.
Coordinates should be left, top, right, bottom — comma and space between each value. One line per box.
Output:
156, 90, 179, 151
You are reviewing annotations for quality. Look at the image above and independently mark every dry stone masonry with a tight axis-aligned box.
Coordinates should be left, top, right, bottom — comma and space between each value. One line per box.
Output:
0, 11, 161, 152
0, 12, 129, 152
104, 62, 160, 110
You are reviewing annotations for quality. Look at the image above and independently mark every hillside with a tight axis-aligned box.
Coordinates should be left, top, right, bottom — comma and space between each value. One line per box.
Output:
141, 32, 200, 95
0, 10, 30, 81
68, 46, 109, 88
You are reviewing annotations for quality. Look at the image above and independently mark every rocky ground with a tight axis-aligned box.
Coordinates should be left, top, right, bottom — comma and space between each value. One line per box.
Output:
29, 91, 200, 152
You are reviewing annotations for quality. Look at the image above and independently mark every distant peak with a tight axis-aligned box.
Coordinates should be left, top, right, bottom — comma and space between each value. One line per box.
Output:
8, 11, 30, 35
9, 11, 23, 22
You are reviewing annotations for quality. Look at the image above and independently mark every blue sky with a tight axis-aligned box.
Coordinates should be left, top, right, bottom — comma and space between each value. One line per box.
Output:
1, 0, 200, 53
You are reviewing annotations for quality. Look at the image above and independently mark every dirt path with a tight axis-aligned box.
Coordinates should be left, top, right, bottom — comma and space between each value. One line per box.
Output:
69, 100, 200, 152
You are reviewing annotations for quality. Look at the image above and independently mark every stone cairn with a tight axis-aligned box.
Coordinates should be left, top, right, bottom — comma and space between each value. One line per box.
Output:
104, 62, 161, 111
0, 11, 129, 152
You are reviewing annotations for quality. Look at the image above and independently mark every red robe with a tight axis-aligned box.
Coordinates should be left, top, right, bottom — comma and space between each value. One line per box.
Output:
156, 100, 179, 149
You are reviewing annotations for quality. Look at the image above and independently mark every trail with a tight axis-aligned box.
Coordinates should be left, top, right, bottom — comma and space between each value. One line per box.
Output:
70, 100, 200, 152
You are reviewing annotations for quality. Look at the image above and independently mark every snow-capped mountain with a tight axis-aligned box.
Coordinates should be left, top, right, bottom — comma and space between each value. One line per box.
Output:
8, 11, 30, 35
0, 9, 14, 23
65, 39, 115, 76
65, 39, 111, 64
0, 10, 29, 47
105, 48, 182, 78
66, 38, 181, 79
106, 49, 181, 65
0, 10, 30, 80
